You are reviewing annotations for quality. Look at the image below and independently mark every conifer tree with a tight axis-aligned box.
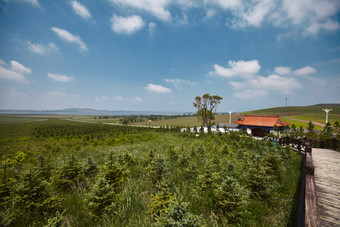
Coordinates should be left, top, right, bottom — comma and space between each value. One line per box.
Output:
2, 168, 61, 226
86, 177, 117, 218
53, 155, 85, 192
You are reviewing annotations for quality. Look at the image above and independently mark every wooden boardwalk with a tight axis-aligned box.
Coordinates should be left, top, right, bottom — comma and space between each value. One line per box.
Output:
312, 148, 340, 226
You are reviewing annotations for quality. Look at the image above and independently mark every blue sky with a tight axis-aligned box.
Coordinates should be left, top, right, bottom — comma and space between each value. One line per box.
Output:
0, 0, 339, 113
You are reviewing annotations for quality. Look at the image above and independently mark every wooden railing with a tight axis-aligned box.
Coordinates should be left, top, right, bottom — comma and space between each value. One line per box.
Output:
268, 137, 331, 227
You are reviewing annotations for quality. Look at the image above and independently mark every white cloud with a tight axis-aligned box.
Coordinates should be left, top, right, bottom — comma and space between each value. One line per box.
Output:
71, 1, 91, 20
206, 0, 241, 10
27, 41, 58, 54
164, 78, 195, 88
275, 66, 292, 75
11, 60, 32, 74
209, 60, 261, 78
16, 0, 40, 7
134, 97, 143, 101
248, 74, 301, 94
229, 81, 246, 90
0, 66, 28, 83
107, 0, 340, 36
232, 0, 275, 28
113, 96, 123, 100
111, 15, 145, 34
145, 83, 172, 93
294, 66, 317, 75
48, 73, 74, 82
0, 59, 5, 65
148, 22, 156, 35
234, 89, 268, 99
51, 27, 87, 51
46, 91, 67, 96
9, 88, 26, 97
109, 0, 172, 21
280, 0, 340, 35
205, 9, 216, 19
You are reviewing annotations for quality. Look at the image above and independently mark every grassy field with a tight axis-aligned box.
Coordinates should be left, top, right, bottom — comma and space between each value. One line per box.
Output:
245, 104, 340, 116
141, 104, 340, 128
0, 118, 302, 226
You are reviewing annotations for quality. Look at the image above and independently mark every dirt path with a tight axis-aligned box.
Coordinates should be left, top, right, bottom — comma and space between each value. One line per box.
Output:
284, 117, 325, 127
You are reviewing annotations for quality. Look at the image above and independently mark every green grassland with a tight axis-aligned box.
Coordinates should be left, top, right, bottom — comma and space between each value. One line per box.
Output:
0, 118, 302, 226
245, 104, 340, 116
133, 114, 243, 127
143, 104, 340, 128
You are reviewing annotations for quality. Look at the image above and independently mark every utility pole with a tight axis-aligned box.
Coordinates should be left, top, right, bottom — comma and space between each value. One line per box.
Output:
229, 111, 232, 124
322, 108, 332, 124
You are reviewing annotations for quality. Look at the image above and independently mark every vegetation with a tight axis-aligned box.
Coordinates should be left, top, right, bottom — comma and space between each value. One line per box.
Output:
193, 93, 223, 130
0, 118, 302, 226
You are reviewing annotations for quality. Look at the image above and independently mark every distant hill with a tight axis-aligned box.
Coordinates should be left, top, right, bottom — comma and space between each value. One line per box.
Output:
0, 108, 187, 116
244, 104, 340, 116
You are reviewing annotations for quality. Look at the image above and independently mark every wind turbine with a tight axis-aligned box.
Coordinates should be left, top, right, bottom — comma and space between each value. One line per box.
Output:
322, 108, 332, 124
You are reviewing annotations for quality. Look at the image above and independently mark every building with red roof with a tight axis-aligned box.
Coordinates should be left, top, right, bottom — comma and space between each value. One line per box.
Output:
234, 115, 289, 137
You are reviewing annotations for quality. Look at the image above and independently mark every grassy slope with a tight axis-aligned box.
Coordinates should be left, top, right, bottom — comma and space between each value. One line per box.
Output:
145, 105, 340, 128
0, 119, 302, 226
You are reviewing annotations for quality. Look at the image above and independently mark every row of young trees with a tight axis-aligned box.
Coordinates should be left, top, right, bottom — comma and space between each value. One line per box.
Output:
1, 126, 302, 226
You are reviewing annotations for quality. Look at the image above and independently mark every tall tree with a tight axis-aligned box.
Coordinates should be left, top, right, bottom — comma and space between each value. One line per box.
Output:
193, 93, 223, 130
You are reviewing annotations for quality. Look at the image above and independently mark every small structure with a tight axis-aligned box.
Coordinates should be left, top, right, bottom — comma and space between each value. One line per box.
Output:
219, 123, 239, 132
234, 115, 289, 137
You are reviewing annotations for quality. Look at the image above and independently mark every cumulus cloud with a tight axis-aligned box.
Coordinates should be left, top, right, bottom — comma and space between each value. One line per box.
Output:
27, 41, 58, 54
229, 81, 246, 90
108, 0, 172, 21
51, 27, 87, 51
111, 15, 145, 34
275, 66, 292, 75
294, 66, 317, 75
48, 73, 74, 82
209, 60, 261, 78
164, 78, 195, 88
71, 1, 91, 20
280, 0, 340, 35
0, 60, 31, 83
106, 0, 340, 36
228, 74, 301, 99
232, 0, 276, 28
11, 61, 32, 74
234, 89, 268, 99
145, 83, 172, 93
248, 75, 301, 94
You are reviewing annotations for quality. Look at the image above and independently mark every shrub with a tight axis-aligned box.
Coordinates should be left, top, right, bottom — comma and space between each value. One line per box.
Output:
102, 153, 128, 193
86, 177, 117, 218
146, 157, 168, 184
53, 155, 85, 192
84, 156, 98, 178
1, 168, 61, 226
148, 185, 201, 226
214, 176, 248, 221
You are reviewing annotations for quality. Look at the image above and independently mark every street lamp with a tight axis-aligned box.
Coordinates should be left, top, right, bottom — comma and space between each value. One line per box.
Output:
322, 108, 332, 124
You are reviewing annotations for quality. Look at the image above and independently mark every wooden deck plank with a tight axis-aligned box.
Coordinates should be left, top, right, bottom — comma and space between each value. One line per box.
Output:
312, 148, 340, 226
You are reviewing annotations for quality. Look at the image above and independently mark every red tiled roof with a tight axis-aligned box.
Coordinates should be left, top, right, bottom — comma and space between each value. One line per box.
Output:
234, 115, 289, 127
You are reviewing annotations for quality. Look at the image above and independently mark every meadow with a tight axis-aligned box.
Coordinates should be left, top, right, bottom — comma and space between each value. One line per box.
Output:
0, 117, 302, 226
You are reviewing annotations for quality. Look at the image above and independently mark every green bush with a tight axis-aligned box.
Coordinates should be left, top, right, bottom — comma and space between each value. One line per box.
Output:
53, 155, 85, 192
